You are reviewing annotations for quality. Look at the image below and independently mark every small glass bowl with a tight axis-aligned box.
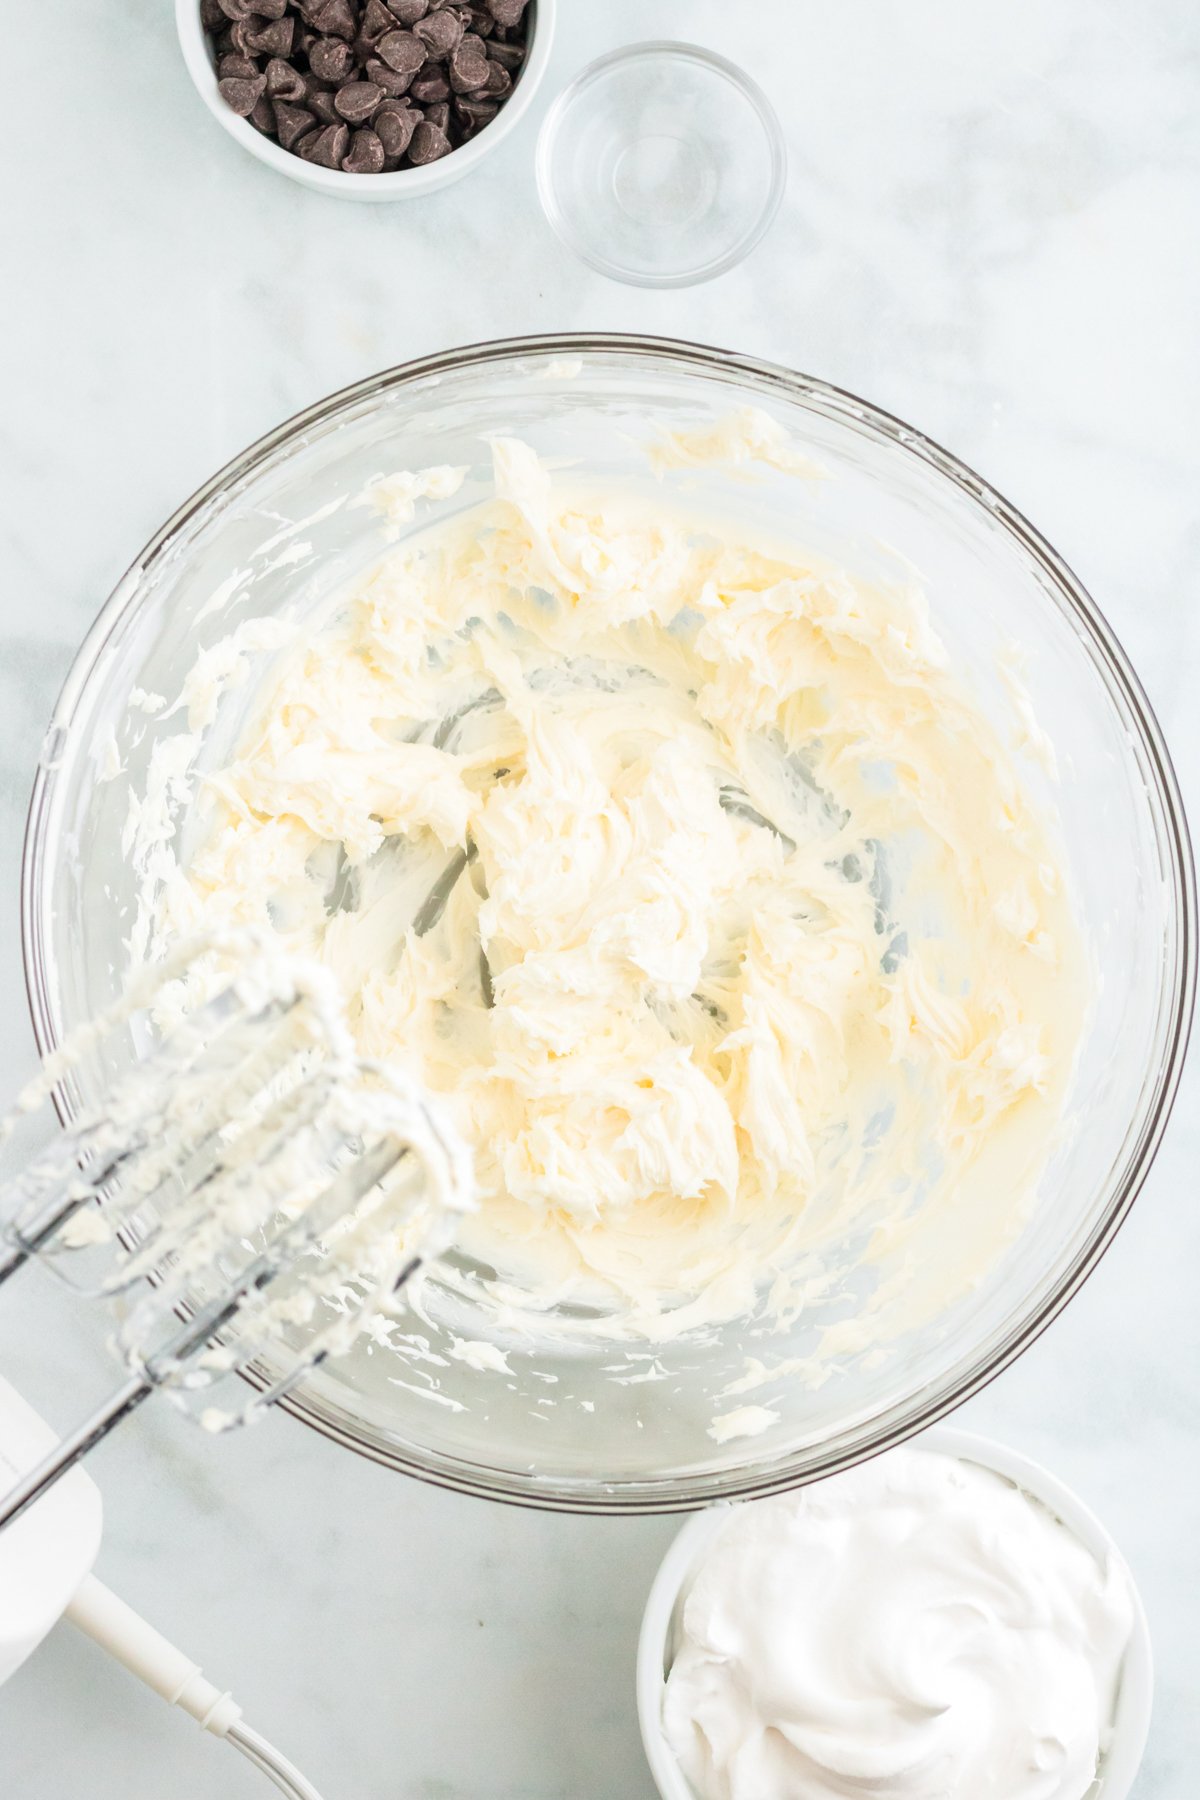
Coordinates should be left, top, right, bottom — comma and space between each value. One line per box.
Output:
536, 43, 786, 287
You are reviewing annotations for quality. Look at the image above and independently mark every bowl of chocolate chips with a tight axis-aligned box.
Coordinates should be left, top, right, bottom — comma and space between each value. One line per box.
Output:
177, 0, 553, 196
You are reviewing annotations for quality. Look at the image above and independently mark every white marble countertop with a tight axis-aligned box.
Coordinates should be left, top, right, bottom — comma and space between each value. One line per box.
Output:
2, 2, 1198, 1795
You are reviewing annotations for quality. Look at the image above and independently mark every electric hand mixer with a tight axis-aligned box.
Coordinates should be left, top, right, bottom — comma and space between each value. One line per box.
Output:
0, 933, 474, 1796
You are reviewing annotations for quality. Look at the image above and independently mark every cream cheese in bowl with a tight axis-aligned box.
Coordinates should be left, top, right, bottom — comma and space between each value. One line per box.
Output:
23, 336, 1194, 1509
140, 425, 1085, 1364
641, 1433, 1152, 1800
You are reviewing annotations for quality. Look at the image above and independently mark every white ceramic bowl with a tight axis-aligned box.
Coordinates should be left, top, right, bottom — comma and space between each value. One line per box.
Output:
638, 1425, 1154, 1800
175, 0, 555, 200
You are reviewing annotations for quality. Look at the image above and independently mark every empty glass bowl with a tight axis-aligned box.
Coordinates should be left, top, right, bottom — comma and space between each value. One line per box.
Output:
537, 45, 786, 286
22, 336, 1194, 1512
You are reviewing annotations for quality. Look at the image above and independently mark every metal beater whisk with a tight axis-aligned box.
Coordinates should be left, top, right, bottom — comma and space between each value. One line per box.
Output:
0, 934, 473, 1532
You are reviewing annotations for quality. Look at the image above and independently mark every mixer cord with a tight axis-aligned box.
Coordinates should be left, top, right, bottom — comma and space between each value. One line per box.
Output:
229, 1719, 328, 1800
65, 1574, 328, 1799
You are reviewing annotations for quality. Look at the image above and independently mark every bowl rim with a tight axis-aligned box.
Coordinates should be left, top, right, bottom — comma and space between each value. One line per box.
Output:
636, 1424, 1155, 1800
534, 41, 787, 288
20, 332, 1197, 1514
174, 0, 556, 198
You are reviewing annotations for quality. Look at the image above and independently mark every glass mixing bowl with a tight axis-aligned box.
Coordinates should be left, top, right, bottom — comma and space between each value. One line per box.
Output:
21, 335, 1195, 1513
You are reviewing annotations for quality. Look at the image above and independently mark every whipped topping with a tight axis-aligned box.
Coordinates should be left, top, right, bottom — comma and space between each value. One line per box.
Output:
662, 1447, 1134, 1800
137, 428, 1084, 1351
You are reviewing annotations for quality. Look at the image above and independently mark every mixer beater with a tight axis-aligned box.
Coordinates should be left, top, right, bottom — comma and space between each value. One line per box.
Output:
0, 933, 473, 1797
0, 933, 472, 1529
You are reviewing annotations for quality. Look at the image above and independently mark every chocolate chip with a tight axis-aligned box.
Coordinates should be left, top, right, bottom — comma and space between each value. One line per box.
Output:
360, 0, 398, 36
484, 0, 526, 22
308, 33, 356, 80
224, 16, 252, 52
374, 97, 417, 153
478, 58, 510, 97
342, 125, 385, 171
256, 0, 291, 13
307, 85, 342, 122
218, 73, 267, 115
266, 55, 307, 98
218, 52, 260, 78
485, 36, 523, 69
273, 99, 315, 145
245, 14, 295, 54
217, 0, 258, 18
407, 118, 450, 162
454, 92, 496, 132
388, 0, 429, 17
299, 119, 350, 164
249, 92, 278, 132
374, 27, 424, 71
334, 78, 383, 120
366, 55, 418, 94
410, 69, 450, 101
311, 0, 358, 38
460, 5, 494, 36
414, 8, 461, 55
200, 0, 227, 28
449, 33, 488, 91
422, 98, 450, 131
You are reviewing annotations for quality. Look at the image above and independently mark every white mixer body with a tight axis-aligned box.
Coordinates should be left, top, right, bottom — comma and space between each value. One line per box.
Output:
0, 1374, 102, 1688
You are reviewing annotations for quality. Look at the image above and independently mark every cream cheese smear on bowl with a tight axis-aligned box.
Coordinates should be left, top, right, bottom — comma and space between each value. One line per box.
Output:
660, 1447, 1134, 1800
133, 414, 1085, 1370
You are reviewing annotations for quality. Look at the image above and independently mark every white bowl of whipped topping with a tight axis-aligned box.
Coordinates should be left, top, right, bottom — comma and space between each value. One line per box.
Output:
638, 1427, 1154, 1800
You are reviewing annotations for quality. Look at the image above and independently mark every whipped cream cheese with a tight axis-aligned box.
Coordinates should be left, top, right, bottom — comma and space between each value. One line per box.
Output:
140, 431, 1084, 1348
662, 1447, 1134, 1800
